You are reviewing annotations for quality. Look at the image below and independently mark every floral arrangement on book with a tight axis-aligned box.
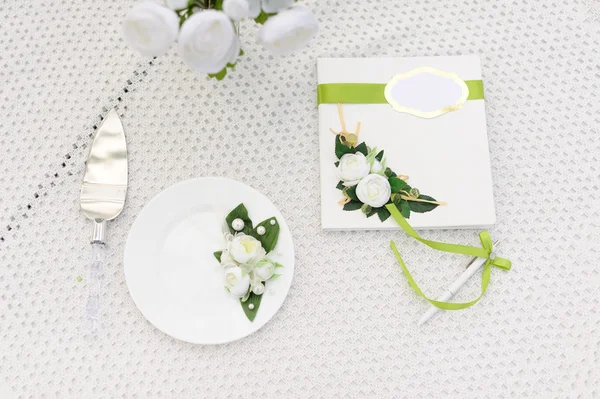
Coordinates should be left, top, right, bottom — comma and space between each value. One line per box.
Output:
214, 203, 283, 321
122, 0, 319, 79
331, 104, 445, 222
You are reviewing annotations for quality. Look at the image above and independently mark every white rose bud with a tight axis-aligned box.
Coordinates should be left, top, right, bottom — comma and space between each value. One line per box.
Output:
178, 10, 240, 73
220, 250, 236, 267
165, 0, 188, 10
254, 259, 276, 280
337, 152, 370, 187
371, 160, 384, 174
261, 0, 293, 13
224, 267, 250, 298
228, 234, 266, 264
257, 6, 319, 56
223, 0, 261, 20
356, 174, 392, 208
252, 282, 265, 295
122, 2, 179, 57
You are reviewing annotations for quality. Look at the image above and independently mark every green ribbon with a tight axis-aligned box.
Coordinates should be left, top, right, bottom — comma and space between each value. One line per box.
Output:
386, 204, 511, 310
317, 80, 484, 104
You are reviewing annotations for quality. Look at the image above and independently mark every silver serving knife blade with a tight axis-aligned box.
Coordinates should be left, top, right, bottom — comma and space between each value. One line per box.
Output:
80, 109, 128, 226
79, 109, 127, 336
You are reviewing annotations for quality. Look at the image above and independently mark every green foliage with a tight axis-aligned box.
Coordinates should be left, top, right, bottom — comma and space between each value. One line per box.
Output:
343, 201, 363, 211
252, 218, 280, 254
354, 142, 368, 156
389, 177, 408, 193
208, 68, 227, 80
408, 195, 439, 213
225, 203, 254, 235
375, 150, 384, 162
335, 135, 354, 159
214, 251, 223, 262
241, 292, 263, 322
377, 207, 391, 222
398, 200, 411, 219
336, 181, 345, 190
344, 186, 358, 201
254, 10, 275, 24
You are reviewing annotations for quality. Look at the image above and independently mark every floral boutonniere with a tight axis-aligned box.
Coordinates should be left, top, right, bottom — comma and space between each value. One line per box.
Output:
332, 104, 446, 221
214, 203, 283, 321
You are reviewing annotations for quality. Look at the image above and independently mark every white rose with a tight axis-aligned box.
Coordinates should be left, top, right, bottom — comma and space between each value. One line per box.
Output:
224, 267, 250, 298
261, 0, 293, 13
356, 174, 392, 208
337, 152, 370, 186
254, 259, 276, 280
228, 234, 265, 264
257, 6, 319, 56
223, 0, 261, 20
165, 0, 188, 9
178, 10, 240, 73
122, 2, 179, 57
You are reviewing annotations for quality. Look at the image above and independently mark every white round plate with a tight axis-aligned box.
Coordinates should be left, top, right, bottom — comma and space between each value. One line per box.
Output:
124, 177, 295, 344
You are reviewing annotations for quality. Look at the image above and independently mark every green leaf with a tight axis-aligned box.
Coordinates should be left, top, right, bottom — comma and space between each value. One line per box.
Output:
254, 10, 275, 24
408, 195, 439, 213
335, 135, 354, 159
354, 142, 368, 156
214, 0, 223, 9
214, 251, 223, 262
398, 200, 411, 219
377, 206, 391, 222
251, 217, 280, 254
343, 200, 363, 211
334, 161, 339, 167
336, 181, 345, 190
208, 68, 227, 80
375, 150, 384, 162
366, 208, 377, 218
345, 186, 358, 201
241, 292, 263, 322
225, 203, 254, 235
389, 177, 408, 193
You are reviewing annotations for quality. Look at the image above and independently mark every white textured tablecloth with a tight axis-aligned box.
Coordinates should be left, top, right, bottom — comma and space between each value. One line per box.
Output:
1, 0, 599, 397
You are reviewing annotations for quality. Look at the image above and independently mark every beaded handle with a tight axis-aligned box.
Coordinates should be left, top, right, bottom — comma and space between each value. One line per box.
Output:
85, 241, 105, 336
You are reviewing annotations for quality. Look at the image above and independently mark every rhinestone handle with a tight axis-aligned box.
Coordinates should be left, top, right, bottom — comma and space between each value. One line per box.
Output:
85, 241, 105, 336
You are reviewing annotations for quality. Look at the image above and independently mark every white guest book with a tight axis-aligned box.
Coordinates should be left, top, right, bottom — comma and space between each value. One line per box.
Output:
318, 56, 496, 230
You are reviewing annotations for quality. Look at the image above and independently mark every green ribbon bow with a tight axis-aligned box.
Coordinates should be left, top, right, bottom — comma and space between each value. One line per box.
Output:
386, 204, 511, 310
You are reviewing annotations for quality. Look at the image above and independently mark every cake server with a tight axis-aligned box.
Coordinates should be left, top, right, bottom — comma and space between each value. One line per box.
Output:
79, 109, 128, 336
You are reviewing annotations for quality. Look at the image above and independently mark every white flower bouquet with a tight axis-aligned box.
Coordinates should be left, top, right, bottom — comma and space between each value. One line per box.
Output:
122, 0, 319, 79
214, 203, 284, 321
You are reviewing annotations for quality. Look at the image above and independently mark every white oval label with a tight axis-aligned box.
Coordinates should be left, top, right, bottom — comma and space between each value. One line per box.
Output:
384, 67, 469, 118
